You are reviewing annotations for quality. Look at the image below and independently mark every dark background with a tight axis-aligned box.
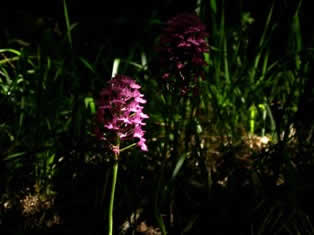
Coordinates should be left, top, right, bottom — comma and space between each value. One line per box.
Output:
1, 1, 313, 55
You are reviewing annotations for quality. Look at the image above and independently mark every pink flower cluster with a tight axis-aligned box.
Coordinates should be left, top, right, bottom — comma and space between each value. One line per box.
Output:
95, 75, 149, 152
159, 13, 209, 90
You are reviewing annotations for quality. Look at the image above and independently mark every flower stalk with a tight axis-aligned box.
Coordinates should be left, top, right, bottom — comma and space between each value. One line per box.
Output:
108, 138, 119, 235
95, 75, 149, 235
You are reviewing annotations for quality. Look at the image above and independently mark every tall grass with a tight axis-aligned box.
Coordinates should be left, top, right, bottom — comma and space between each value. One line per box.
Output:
1, 0, 314, 234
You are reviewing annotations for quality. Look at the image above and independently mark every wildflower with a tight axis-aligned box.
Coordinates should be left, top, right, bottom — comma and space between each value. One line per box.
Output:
95, 75, 149, 152
158, 13, 209, 91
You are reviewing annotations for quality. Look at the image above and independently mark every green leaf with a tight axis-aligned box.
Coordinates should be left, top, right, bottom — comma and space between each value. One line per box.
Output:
111, 58, 120, 77
4, 152, 26, 161
63, 0, 72, 48
0, 48, 21, 56
79, 57, 96, 73
209, 0, 217, 14
84, 97, 96, 114
171, 153, 187, 181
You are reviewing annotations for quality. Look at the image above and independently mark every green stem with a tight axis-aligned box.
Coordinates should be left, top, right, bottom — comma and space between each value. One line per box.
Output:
108, 140, 120, 235
119, 143, 137, 152
108, 158, 118, 235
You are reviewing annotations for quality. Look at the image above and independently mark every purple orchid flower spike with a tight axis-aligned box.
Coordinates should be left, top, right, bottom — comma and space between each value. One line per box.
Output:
158, 13, 209, 93
95, 75, 149, 152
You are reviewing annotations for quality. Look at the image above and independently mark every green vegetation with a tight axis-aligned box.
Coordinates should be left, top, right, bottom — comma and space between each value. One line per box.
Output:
1, 0, 314, 234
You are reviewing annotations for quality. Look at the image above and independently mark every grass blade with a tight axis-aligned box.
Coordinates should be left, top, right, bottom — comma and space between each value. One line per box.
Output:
63, 0, 72, 48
